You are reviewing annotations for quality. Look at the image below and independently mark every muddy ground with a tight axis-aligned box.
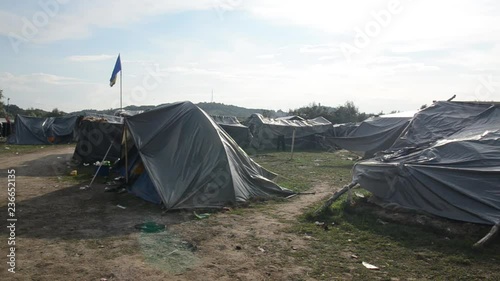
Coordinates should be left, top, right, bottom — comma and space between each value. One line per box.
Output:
0, 146, 337, 281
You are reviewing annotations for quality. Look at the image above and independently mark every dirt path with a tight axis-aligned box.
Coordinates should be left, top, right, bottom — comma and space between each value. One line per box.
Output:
0, 146, 336, 280
170, 183, 333, 281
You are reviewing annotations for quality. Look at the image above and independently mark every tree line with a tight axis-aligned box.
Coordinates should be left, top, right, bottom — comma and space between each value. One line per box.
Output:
288, 101, 375, 124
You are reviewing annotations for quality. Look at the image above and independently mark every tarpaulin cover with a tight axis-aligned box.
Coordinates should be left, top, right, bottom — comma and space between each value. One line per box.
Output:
353, 102, 500, 225
8, 115, 79, 145
211, 115, 253, 148
246, 114, 333, 150
328, 114, 413, 158
125, 101, 294, 209
72, 116, 123, 164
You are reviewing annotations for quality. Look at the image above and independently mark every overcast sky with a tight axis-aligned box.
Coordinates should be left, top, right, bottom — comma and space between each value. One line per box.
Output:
1, 0, 499, 114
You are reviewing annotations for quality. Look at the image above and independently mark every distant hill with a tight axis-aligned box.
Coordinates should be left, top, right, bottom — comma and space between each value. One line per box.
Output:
4, 102, 292, 120
69, 102, 282, 119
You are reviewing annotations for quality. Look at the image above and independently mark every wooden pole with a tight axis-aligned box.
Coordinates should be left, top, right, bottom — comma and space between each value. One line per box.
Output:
290, 128, 296, 159
474, 224, 499, 248
314, 181, 359, 215
124, 122, 129, 184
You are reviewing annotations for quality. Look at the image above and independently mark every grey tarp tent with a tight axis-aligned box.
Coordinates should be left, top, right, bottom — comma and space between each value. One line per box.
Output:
246, 114, 333, 150
8, 115, 79, 145
211, 115, 253, 148
328, 111, 416, 158
124, 101, 294, 209
353, 101, 500, 225
72, 114, 124, 164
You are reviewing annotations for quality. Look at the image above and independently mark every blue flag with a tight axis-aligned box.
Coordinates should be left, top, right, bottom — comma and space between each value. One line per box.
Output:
109, 54, 121, 87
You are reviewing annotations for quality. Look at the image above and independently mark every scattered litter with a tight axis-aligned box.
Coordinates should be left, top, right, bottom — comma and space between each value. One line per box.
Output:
134, 222, 166, 233
376, 219, 389, 225
292, 246, 298, 250
98, 245, 104, 248
166, 249, 179, 256
362, 261, 379, 270
4, 147, 10, 150
304, 235, 313, 240
70, 170, 78, 176
117, 204, 127, 209
79, 185, 88, 190
348, 239, 352, 242
104, 186, 118, 192
314, 221, 325, 226
194, 211, 211, 220
351, 254, 359, 259
347, 157, 354, 161
83, 163, 90, 166
331, 222, 336, 226
57, 156, 62, 159
258, 247, 265, 253
100, 278, 107, 281
354, 192, 365, 198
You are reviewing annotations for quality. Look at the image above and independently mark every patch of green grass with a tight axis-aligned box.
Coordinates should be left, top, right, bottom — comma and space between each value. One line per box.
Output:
254, 150, 356, 192
286, 196, 500, 280
0, 144, 48, 155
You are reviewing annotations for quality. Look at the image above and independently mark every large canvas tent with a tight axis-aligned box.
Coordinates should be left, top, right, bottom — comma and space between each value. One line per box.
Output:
211, 115, 253, 148
72, 114, 123, 164
353, 101, 500, 225
8, 115, 79, 145
246, 114, 333, 150
328, 111, 416, 158
123, 101, 294, 209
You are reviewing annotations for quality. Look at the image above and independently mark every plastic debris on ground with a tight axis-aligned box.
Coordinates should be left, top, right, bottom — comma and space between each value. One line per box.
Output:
194, 211, 211, 220
362, 261, 379, 270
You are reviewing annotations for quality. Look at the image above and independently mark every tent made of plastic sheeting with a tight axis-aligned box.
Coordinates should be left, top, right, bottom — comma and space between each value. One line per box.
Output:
353, 101, 500, 225
1, 117, 13, 137
328, 111, 417, 158
72, 115, 123, 164
211, 115, 253, 148
123, 101, 295, 209
246, 114, 333, 150
276, 115, 305, 121
7, 115, 79, 145
331, 122, 359, 137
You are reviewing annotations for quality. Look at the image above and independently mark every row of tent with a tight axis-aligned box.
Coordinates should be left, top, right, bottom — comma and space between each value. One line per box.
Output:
6, 102, 296, 209
7, 101, 500, 226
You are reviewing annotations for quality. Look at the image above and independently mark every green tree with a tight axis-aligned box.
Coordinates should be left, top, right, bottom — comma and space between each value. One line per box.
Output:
45, 108, 65, 117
